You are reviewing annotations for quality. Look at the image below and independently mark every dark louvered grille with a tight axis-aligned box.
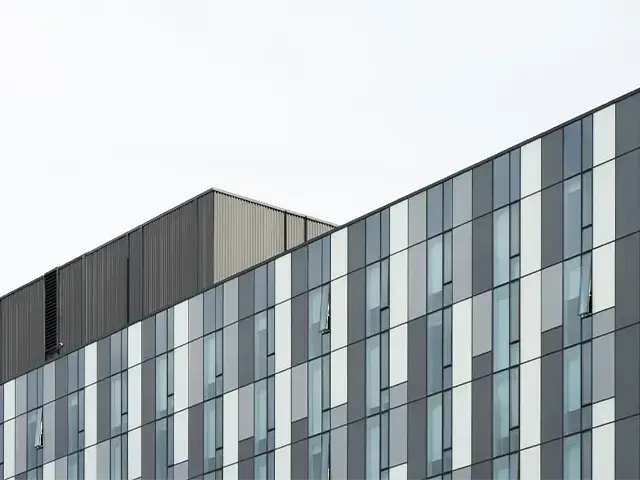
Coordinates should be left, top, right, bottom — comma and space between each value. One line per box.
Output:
44, 269, 58, 355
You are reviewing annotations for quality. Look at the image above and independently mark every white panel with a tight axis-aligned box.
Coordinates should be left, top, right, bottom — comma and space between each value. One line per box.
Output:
174, 409, 189, 464
389, 250, 408, 328
389, 463, 407, 480
275, 369, 291, 448
174, 300, 189, 348
520, 446, 540, 480
452, 299, 472, 386
43, 462, 55, 480
127, 365, 142, 430
593, 104, 616, 166
330, 275, 348, 351
520, 358, 541, 449
3, 419, 15, 479
275, 445, 291, 480
223, 390, 239, 466
520, 272, 541, 363
593, 242, 615, 313
593, 398, 615, 427
128, 428, 141, 480
275, 253, 291, 304
84, 383, 97, 446
84, 445, 97, 480
593, 160, 616, 248
174, 344, 189, 412
84, 341, 97, 387
389, 323, 408, 387
331, 347, 348, 407
452, 383, 472, 470
275, 300, 291, 373
330, 228, 348, 280
520, 192, 541, 276
3, 379, 15, 420
520, 138, 542, 198
126, 323, 141, 369
592, 423, 615, 479
223, 464, 238, 480
389, 200, 408, 255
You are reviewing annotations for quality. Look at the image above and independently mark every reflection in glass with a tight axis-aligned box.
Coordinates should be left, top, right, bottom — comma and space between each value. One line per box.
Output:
111, 436, 122, 480
255, 312, 268, 379
564, 121, 582, 179
510, 368, 519, 428
427, 311, 443, 395
156, 418, 168, 480
156, 355, 168, 418
68, 393, 79, 453
255, 379, 268, 454
427, 394, 443, 478
493, 455, 510, 480
427, 236, 443, 312
564, 434, 581, 479
255, 454, 268, 480
578, 253, 592, 317
564, 176, 582, 259
367, 263, 381, 335
564, 346, 581, 435
428, 184, 443, 238
111, 374, 122, 435
564, 258, 582, 346
68, 452, 79, 480
493, 154, 510, 209
494, 207, 510, 286
309, 286, 329, 358
204, 400, 216, 472
366, 336, 381, 414
204, 334, 216, 400
308, 358, 323, 436
366, 416, 381, 480
493, 286, 510, 372
493, 371, 510, 456
309, 435, 323, 480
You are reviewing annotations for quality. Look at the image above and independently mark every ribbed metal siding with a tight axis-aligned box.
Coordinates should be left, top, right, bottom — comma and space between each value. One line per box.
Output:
198, 192, 215, 290
213, 192, 285, 282
84, 237, 129, 343
286, 213, 305, 249
128, 228, 143, 323
143, 201, 198, 316
0, 280, 45, 382
59, 258, 85, 353
306, 218, 334, 240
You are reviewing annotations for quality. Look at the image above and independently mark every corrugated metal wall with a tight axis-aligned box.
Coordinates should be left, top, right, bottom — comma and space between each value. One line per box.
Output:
307, 218, 334, 241
59, 258, 85, 353
0, 280, 45, 382
286, 213, 305, 249
128, 228, 144, 323
198, 192, 215, 290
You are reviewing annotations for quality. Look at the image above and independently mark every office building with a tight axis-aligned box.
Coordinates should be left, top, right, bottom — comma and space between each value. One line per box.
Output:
2, 87, 640, 479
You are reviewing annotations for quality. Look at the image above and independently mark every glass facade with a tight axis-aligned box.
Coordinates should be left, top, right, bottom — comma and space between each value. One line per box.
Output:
3, 90, 640, 480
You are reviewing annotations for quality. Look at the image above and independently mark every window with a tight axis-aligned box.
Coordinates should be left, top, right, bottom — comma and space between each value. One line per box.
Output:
578, 253, 592, 317
204, 334, 216, 400
564, 434, 581, 479
493, 286, 510, 372
156, 418, 168, 480
493, 455, 510, 480
204, 400, 216, 472
494, 207, 510, 286
493, 154, 510, 209
427, 311, 443, 395
493, 371, 510, 456
309, 434, 330, 480
310, 286, 331, 356
564, 346, 581, 435
156, 355, 168, 418
428, 184, 443, 238
366, 416, 381, 480
427, 236, 443, 312
366, 263, 381, 335
308, 358, 323, 436
255, 312, 268, 380
366, 336, 381, 414
564, 121, 582, 179
35, 408, 43, 449
68, 393, 79, 452
111, 374, 122, 435
320, 287, 331, 334
564, 257, 582, 347
564, 176, 582, 259
255, 454, 268, 480
255, 379, 267, 454
427, 394, 443, 477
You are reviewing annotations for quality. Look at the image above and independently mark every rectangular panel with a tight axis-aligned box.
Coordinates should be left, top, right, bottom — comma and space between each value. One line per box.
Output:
58, 259, 85, 353
347, 420, 366, 479
520, 272, 541, 363
453, 222, 472, 303
541, 351, 562, 442
407, 399, 427, 479
593, 104, 616, 166
85, 383, 97, 447
222, 464, 238, 480
540, 438, 562, 480
390, 200, 408, 255
593, 398, 615, 427
390, 250, 408, 328
331, 347, 348, 407
275, 445, 291, 480
188, 338, 203, 406
615, 150, 640, 238
472, 291, 492, 356
223, 323, 238, 393
452, 383, 472, 470
275, 253, 291, 305
615, 415, 640, 479
274, 300, 291, 373
174, 345, 189, 413
471, 376, 491, 463
520, 358, 541, 449
3, 419, 14, 479
472, 214, 493, 295
521, 192, 541, 276
592, 423, 615, 479
291, 440, 308, 480
275, 369, 291, 448
615, 92, 640, 155
593, 159, 616, 248
141, 422, 155, 480
541, 129, 563, 189
348, 219, 366, 272
407, 316, 427, 402
521, 138, 542, 197
127, 365, 141, 431
174, 409, 189, 464
541, 183, 563, 268
127, 323, 141, 369
85, 445, 97, 480
128, 428, 141, 480
615, 324, 640, 419
452, 299, 472, 386
330, 276, 348, 352
3, 380, 14, 421
238, 317, 254, 387
331, 228, 348, 281
347, 269, 365, 344
453, 170, 472, 227
390, 324, 408, 387
593, 243, 615, 313
541, 264, 563, 331
615, 233, 640, 329
223, 390, 238, 466
347, 340, 365, 422
520, 446, 540, 480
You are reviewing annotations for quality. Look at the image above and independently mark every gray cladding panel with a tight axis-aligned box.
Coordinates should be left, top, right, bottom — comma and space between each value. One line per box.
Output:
472, 162, 493, 219
188, 403, 204, 478
541, 183, 563, 268
472, 215, 492, 296
407, 398, 427, 480
615, 150, 640, 239
616, 415, 640, 480
347, 340, 366, 422
616, 91, 640, 156
471, 375, 492, 463
286, 214, 305, 250
0, 280, 45, 383
615, 234, 640, 330
197, 192, 216, 290
347, 419, 366, 480
540, 438, 563, 480
59, 259, 85, 353
128, 227, 144, 324
142, 422, 155, 480
541, 351, 563, 442
615, 324, 640, 420
407, 316, 427, 402
291, 440, 308, 480
541, 129, 563, 189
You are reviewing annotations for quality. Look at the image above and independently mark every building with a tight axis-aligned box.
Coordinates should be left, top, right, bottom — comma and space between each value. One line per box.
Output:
1, 86, 640, 480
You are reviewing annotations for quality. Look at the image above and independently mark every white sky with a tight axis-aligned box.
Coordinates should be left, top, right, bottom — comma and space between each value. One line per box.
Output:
1, 0, 640, 296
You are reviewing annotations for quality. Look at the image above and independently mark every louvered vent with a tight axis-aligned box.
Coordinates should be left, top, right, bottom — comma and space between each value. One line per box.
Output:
44, 269, 59, 356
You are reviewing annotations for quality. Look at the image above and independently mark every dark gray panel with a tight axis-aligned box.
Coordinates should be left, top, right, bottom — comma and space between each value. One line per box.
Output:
291, 440, 308, 480
238, 316, 254, 387
615, 234, 640, 330
55, 356, 68, 399
407, 399, 427, 480
143, 201, 198, 316
542, 326, 563, 356
347, 340, 366, 422
615, 324, 640, 420
348, 268, 366, 343
0, 280, 45, 383
291, 418, 307, 444
616, 415, 640, 479
197, 192, 216, 291
541, 129, 563, 189
141, 317, 155, 363
347, 419, 366, 480
348, 219, 366, 273
85, 236, 129, 342
472, 214, 492, 296
541, 351, 563, 442
59, 259, 85, 353
55, 397, 68, 459
616, 92, 640, 156
472, 162, 493, 219
291, 294, 308, 367
142, 422, 155, 480
540, 438, 563, 480
238, 271, 254, 321
238, 437, 254, 462
471, 375, 492, 463
541, 183, 563, 268
291, 247, 307, 298
97, 337, 110, 381
407, 316, 427, 402
188, 404, 204, 478
128, 227, 144, 325
470, 460, 491, 480
238, 459, 253, 480
615, 150, 640, 239
96, 378, 111, 443
472, 352, 491, 380
141, 359, 156, 426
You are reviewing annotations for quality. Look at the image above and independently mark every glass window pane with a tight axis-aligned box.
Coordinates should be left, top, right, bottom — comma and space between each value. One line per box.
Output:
453, 171, 472, 227
68, 394, 78, 453
443, 180, 453, 231
408, 242, 427, 321
493, 286, 510, 372
110, 332, 122, 374
366, 416, 381, 480
309, 435, 323, 480
255, 265, 267, 314
156, 418, 168, 480
493, 371, 509, 456
582, 170, 592, 227
408, 191, 427, 246
564, 346, 581, 435
578, 253, 592, 316
255, 454, 268, 480
255, 380, 267, 453
494, 207, 510, 286
309, 240, 322, 290
427, 311, 443, 395
443, 307, 452, 367
156, 311, 168, 354
204, 334, 216, 400
308, 359, 323, 436
366, 213, 381, 265
156, 355, 168, 418
564, 121, 582, 179
493, 455, 510, 480
427, 394, 443, 477
510, 149, 521, 202
308, 288, 323, 359
494, 154, 510, 209
203, 401, 216, 472
255, 312, 268, 379
564, 258, 582, 347
428, 184, 443, 238
366, 336, 381, 414
110, 436, 122, 480
564, 176, 582, 259
111, 374, 122, 435
443, 231, 452, 284
564, 434, 581, 479
427, 236, 443, 312
510, 281, 520, 343
510, 367, 519, 428
366, 263, 381, 336
510, 203, 520, 256
223, 278, 238, 326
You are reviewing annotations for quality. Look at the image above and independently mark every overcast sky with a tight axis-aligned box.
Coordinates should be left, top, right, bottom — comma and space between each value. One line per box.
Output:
1, 0, 640, 296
